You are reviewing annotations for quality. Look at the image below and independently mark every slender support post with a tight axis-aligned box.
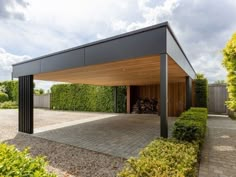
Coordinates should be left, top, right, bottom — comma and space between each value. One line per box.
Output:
186, 76, 192, 110
126, 86, 131, 113
19, 75, 34, 134
160, 53, 168, 138
113, 86, 118, 113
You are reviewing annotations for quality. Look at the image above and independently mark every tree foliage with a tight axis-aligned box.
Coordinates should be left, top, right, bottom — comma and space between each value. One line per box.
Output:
194, 73, 208, 108
222, 33, 236, 111
0, 81, 18, 102
34, 88, 45, 95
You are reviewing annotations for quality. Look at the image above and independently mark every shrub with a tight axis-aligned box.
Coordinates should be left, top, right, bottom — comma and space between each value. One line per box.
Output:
0, 92, 8, 103
172, 108, 208, 143
0, 101, 18, 109
194, 76, 208, 108
189, 107, 208, 114
0, 143, 56, 177
118, 139, 198, 177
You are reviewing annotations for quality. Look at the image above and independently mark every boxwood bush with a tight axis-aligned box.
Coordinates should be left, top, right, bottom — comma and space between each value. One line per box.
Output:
0, 143, 56, 177
118, 139, 198, 177
172, 107, 208, 143
118, 107, 207, 177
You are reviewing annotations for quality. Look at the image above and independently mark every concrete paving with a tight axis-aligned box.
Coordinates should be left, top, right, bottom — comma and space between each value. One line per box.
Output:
34, 113, 176, 158
199, 114, 236, 177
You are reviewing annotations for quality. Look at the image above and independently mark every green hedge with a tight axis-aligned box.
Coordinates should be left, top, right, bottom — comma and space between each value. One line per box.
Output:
0, 143, 56, 177
118, 107, 208, 177
194, 78, 208, 108
172, 107, 208, 143
51, 84, 126, 113
0, 81, 18, 102
118, 139, 198, 177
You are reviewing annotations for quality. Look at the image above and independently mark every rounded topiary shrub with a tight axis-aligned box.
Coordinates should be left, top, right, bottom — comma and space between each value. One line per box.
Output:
0, 92, 8, 102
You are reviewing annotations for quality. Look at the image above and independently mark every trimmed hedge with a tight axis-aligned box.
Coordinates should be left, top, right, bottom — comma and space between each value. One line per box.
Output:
172, 107, 208, 143
51, 84, 126, 113
194, 78, 208, 108
118, 139, 198, 177
118, 107, 208, 177
0, 143, 56, 177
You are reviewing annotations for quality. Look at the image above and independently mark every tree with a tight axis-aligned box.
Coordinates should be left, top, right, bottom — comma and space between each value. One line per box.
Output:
222, 33, 236, 111
0, 85, 6, 93
194, 73, 208, 108
34, 88, 44, 95
196, 73, 204, 79
214, 80, 226, 84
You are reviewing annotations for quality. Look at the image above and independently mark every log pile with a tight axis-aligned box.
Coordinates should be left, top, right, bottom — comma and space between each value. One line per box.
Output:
132, 97, 158, 114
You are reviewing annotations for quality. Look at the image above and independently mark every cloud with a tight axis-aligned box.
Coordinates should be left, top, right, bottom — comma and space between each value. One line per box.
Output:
110, 0, 235, 83
0, 0, 235, 87
0, 0, 29, 20
0, 48, 30, 80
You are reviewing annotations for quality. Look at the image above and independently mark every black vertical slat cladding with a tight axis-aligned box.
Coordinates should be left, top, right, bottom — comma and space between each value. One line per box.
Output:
19, 75, 34, 134
186, 76, 192, 110
160, 53, 168, 138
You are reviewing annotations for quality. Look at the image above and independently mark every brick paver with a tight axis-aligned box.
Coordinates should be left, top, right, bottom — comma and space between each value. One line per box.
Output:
34, 114, 176, 158
199, 115, 236, 177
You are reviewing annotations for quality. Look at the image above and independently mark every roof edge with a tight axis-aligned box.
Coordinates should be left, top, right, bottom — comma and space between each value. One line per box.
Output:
165, 23, 196, 75
13, 22, 168, 66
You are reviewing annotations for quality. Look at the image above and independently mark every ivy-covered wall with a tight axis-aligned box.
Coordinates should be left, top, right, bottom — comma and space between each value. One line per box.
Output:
50, 84, 126, 113
194, 78, 208, 108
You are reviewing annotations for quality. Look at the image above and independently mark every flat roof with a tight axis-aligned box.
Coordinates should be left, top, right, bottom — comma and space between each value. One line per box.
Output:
12, 21, 196, 84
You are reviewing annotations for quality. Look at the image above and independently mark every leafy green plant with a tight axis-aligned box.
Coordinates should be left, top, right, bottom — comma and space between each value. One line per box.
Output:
194, 75, 208, 108
0, 92, 8, 103
222, 33, 236, 111
118, 139, 198, 177
0, 143, 56, 177
0, 101, 18, 109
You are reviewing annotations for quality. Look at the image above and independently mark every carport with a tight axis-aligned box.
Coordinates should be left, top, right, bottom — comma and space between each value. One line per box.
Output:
12, 22, 195, 138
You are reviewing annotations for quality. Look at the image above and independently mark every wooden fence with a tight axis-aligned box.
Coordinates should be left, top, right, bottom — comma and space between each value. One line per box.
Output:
208, 84, 228, 114
34, 94, 50, 109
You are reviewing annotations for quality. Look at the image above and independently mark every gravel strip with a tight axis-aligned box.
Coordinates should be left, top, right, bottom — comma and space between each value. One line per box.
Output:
0, 109, 125, 177
5, 133, 125, 177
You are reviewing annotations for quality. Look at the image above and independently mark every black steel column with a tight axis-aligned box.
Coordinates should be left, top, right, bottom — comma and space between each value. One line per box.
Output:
113, 86, 118, 113
160, 53, 168, 138
19, 75, 34, 134
186, 76, 192, 110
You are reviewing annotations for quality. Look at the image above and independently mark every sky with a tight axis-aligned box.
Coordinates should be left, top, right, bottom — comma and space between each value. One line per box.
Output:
0, 0, 235, 90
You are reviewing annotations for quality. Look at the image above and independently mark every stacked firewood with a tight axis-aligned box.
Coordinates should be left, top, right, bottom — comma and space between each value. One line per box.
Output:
132, 97, 158, 114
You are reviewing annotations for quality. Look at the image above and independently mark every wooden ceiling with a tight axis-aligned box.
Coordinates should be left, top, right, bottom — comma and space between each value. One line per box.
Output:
34, 55, 188, 86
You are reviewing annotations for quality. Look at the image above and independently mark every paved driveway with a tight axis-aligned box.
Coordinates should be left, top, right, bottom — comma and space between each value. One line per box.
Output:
199, 114, 236, 177
34, 113, 176, 158
0, 109, 175, 176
